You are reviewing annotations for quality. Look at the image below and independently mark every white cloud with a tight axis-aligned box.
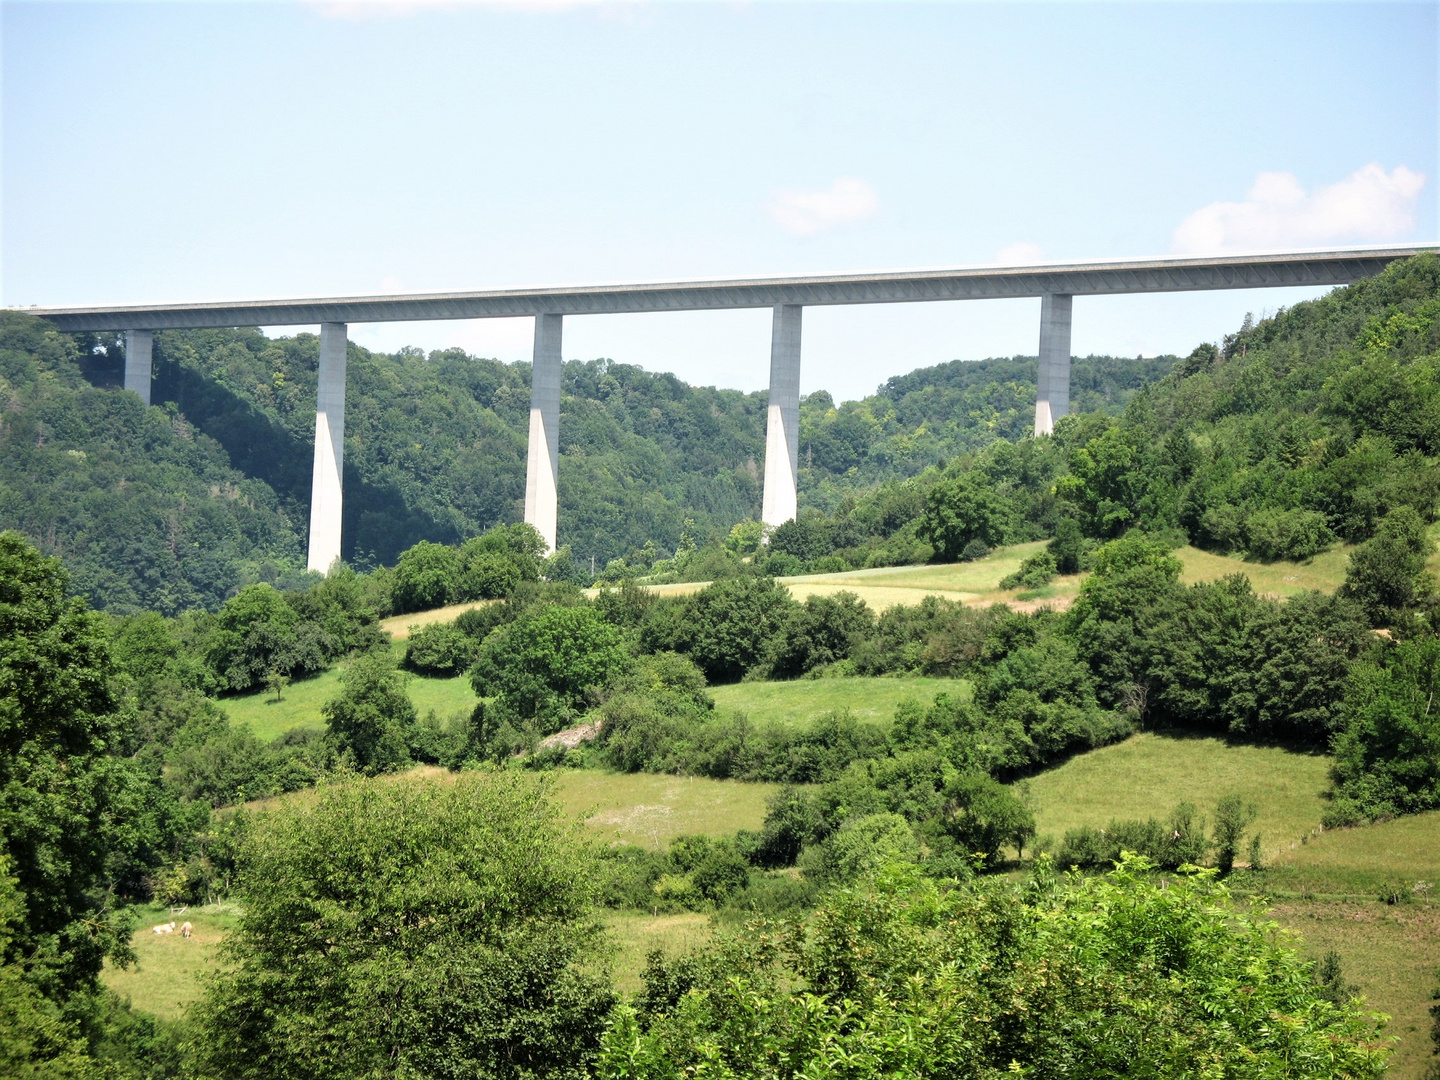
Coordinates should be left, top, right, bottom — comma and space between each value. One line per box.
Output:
1173, 164, 1426, 254
994, 241, 1044, 265
767, 177, 879, 237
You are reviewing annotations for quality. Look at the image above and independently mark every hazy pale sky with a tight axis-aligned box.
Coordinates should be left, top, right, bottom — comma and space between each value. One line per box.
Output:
4, 0, 1436, 401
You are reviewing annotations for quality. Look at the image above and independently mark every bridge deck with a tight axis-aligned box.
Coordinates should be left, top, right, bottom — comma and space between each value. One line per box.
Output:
15, 245, 1434, 331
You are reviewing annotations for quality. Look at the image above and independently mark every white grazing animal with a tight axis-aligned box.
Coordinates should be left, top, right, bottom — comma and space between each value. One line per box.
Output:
180, 922, 193, 939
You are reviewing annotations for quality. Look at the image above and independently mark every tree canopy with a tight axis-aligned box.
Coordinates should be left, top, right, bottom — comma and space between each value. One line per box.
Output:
191, 772, 615, 1080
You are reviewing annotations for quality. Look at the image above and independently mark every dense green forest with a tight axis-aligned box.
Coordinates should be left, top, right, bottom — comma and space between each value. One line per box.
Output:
2, 307, 1170, 612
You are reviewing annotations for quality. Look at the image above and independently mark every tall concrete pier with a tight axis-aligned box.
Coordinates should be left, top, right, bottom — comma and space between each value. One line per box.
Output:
124, 329, 152, 406
525, 313, 563, 552
1033, 293, 1073, 436
306, 322, 348, 573
762, 305, 803, 529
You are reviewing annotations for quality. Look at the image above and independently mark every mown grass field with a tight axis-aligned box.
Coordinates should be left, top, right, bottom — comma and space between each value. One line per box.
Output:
102, 903, 239, 1022
775, 537, 1363, 613
1022, 732, 1333, 863
379, 599, 495, 641
709, 676, 970, 728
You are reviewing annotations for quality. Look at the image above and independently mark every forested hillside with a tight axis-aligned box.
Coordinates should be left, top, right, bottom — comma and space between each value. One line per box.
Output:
776, 253, 1440, 576
0, 318, 305, 614
0, 309, 1168, 612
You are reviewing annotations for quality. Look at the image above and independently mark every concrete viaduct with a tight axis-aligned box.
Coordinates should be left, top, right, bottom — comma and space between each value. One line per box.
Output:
20, 244, 1433, 573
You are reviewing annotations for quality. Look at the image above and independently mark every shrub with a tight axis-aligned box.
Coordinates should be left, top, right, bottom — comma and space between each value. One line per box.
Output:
322, 652, 417, 774
681, 575, 797, 683
800, 812, 920, 886
458, 553, 522, 601
191, 773, 615, 1080
390, 541, 460, 614
472, 604, 631, 727
1328, 633, 1440, 824
1339, 506, 1437, 626
1227, 590, 1370, 744
920, 473, 1015, 562
1212, 794, 1258, 875
1055, 802, 1208, 871
207, 583, 334, 692
1243, 507, 1336, 562
758, 551, 803, 577
402, 621, 481, 676
998, 551, 1057, 591
599, 857, 1390, 1079
960, 538, 991, 561
767, 592, 874, 679
1048, 516, 1085, 574
932, 772, 1035, 864
751, 785, 825, 868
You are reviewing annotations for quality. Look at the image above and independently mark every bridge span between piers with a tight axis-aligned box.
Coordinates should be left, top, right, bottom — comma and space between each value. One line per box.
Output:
19, 245, 1434, 571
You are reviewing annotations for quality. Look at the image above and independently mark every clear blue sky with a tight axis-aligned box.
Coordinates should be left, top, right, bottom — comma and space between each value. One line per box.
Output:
4, 1, 1436, 401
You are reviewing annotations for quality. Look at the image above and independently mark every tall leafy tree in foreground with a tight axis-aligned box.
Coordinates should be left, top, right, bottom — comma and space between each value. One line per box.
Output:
0, 532, 136, 1000
191, 772, 615, 1080
600, 858, 1389, 1079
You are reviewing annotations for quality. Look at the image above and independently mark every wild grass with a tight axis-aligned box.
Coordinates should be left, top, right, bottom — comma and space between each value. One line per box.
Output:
379, 599, 496, 641
1267, 900, 1440, 1080
550, 770, 780, 850
710, 676, 970, 729
602, 910, 715, 995
101, 903, 239, 1022
1021, 733, 1333, 863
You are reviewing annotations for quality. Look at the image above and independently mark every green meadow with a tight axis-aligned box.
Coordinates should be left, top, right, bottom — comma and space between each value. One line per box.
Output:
709, 676, 970, 728
218, 666, 478, 743
1021, 732, 1333, 863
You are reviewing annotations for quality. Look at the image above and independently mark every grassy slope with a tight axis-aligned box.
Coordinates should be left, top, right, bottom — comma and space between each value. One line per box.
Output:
1022, 732, 1332, 864
238, 765, 776, 851
1021, 733, 1439, 1080
1260, 812, 1440, 1080
106, 746, 1439, 1074
709, 676, 970, 728
103, 903, 238, 1022
609, 530, 1394, 616
238, 526, 1422, 744
220, 664, 478, 743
